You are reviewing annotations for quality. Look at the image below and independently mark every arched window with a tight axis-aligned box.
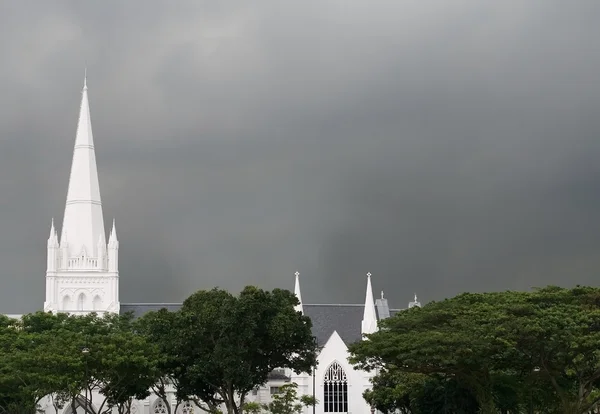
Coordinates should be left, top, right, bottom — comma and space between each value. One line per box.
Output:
77, 293, 86, 311
61, 396, 95, 414
93, 295, 102, 310
178, 402, 194, 414
323, 361, 348, 413
62, 295, 72, 310
153, 400, 168, 414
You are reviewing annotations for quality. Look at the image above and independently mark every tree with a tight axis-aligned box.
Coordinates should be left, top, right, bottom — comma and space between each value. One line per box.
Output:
349, 287, 600, 414
91, 313, 162, 414
174, 286, 318, 414
502, 286, 600, 413
350, 291, 523, 413
361, 368, 426, 414
11, 311, 161, 414
0, 315, 70, 414
243, 383, 316, 414
136, 308, 185, 414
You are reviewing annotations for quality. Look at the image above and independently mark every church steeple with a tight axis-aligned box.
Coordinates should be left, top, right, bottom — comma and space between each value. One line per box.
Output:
361, 272, 378, 335
60, 72, 105, 259
294, 271, 303, 314
45, 73, 120, 316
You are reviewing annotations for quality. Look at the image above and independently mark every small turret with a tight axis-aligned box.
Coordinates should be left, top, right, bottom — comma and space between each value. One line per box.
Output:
294, 271, 303, 314
408, 293, 421, 308
108, 219, 118, 273
361, 272, 378, 335
47, 219, 59, 247
47, 219, 59, 271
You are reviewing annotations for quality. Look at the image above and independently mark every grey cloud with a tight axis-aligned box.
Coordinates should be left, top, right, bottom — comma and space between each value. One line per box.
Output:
1, 1, 600, 313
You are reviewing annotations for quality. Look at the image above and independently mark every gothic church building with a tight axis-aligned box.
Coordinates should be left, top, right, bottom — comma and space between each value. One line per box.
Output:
35, 77, 420, 414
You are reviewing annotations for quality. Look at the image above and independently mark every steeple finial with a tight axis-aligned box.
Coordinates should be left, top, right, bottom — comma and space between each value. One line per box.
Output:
83, 68, 87, 90
362, 272, 377, 335
294, 271, 303, 314
409, 293, 421, 309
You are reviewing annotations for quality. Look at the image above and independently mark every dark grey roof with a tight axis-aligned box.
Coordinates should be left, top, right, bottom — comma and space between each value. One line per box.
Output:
267, 369, 291, 381
120, 302, 394, 347
304, 304, 370, 346
120, 303, 182, 318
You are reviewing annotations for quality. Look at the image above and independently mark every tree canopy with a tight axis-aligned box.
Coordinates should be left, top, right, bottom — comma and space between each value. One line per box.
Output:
172, 286, 317, 414
349, 286, 600, 414
0, 285, 317, 414
0, 311, 161, 414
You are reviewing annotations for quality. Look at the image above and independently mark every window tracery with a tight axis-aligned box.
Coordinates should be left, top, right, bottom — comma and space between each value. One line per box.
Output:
179, 401, 194, 414
153, 400, 168, 414
323, 361, 348, 412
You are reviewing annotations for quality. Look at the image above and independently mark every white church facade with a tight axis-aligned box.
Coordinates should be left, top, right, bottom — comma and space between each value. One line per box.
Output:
30, 77, 420, 414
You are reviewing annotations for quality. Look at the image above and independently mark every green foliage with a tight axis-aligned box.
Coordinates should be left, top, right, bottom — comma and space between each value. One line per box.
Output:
0, 311, 161, 414
243, 383, 317, 414
0, 285, 317, 414
349, 286, 600, 414
135, 308, 183, 414
174, 286, 318, 414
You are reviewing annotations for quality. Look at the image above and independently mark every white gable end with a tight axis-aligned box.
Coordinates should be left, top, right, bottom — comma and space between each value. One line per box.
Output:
309, 330, 374, 414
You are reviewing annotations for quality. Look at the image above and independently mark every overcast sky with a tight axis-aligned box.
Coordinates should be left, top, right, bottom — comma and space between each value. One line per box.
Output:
1, 1, 600, 313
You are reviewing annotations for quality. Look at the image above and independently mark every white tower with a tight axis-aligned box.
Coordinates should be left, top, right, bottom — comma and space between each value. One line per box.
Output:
44, 74, 120, 315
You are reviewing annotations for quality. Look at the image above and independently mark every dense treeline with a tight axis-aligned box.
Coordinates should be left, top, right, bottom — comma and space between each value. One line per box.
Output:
349, 286, 600, 414
6, 284, 600, 414
0, 286, 317, 414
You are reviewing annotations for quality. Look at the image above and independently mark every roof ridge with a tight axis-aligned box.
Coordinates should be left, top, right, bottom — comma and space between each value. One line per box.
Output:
121, 303, 182, 306
304, 303, 364, 307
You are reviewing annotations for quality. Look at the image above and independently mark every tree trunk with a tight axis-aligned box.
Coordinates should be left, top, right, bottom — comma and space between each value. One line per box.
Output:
475, 392, 496, 414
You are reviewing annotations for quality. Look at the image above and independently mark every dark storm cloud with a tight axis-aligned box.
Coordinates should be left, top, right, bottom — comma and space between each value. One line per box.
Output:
1, 1, 600, 313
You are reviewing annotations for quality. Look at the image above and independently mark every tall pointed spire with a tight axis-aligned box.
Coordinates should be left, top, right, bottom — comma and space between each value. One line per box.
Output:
294, 271, 303, 314
361, 272, 377, 335
60, 72, 105, 258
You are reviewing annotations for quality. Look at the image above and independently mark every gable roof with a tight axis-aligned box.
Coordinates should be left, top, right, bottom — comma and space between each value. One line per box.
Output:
120, 302, 395, 347
303, 304, 368, 346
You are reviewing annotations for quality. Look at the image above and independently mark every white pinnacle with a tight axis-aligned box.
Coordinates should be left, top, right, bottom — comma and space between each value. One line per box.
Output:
60, 73, 105, 258
294, 271, 303, 314
361, 272, 377, 335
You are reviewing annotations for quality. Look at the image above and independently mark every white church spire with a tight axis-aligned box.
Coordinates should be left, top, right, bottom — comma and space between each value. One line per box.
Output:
294, 271, 303, 314
45, 73, 120, 316
361, 272, 378, 335
60, 72, 105, 258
